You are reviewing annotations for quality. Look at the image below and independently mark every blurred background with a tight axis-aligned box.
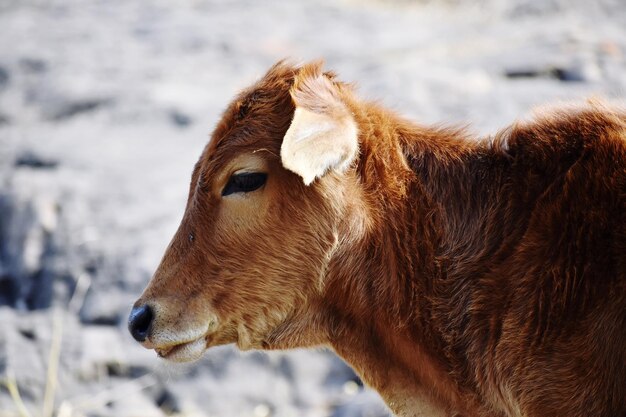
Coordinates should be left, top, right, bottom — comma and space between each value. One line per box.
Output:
0, 0, 624, 416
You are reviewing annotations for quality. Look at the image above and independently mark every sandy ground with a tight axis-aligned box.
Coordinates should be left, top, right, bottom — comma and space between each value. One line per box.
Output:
0, 0, 624, 416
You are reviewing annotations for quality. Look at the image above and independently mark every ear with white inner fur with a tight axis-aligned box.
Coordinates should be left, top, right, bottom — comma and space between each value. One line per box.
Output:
280, 67, 359, 185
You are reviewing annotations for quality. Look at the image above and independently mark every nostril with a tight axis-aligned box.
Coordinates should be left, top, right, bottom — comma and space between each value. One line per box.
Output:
128, 305, 154, 342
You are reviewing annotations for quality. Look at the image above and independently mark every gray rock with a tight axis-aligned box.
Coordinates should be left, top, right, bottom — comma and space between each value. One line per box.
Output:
0, 192, 61, 309
77, 325, 153, 382
169, 109, 193, 127
14, 151, 59, 170
0, 65, 8, 89
79, 287, 134, 326
19, 58, 47, 74
46, 98, 113, 121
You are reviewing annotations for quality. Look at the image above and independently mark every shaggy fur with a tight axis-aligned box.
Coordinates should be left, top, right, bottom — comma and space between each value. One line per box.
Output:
132, 61, 626, 417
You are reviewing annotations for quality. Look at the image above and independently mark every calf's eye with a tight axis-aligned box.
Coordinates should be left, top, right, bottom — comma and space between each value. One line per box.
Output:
222, 172, 267, 196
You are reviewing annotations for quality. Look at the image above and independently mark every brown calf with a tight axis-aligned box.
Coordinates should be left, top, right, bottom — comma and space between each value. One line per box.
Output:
129, 61, 626, 417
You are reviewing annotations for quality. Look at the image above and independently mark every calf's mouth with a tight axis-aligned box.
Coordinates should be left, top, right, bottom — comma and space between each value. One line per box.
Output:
152, 315, 220, 362
155, 336, 208, 363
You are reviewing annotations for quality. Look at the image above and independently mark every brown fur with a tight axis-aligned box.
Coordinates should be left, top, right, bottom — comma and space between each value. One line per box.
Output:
132, 61, 626, 417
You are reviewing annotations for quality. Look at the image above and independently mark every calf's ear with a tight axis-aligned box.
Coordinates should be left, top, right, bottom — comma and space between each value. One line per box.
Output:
280, 65, 358, 185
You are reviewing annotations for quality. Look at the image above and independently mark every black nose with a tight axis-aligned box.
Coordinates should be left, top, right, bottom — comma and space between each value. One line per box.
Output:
128, 305, 153, 342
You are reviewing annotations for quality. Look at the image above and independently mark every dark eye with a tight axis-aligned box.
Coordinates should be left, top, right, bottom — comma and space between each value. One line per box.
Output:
222, 173, 267, 196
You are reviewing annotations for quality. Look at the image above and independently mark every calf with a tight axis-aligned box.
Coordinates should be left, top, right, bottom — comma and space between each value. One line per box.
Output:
129, 61, 626, 417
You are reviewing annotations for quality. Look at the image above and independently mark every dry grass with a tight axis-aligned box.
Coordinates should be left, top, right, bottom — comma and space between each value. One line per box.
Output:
0, 271, 205, 417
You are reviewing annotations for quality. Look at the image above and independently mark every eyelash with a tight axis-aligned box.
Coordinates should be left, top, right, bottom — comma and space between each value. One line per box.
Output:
222, 173, 267, 196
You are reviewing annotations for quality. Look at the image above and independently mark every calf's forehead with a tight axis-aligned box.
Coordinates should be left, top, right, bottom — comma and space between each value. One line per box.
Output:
199, 95, 296, 177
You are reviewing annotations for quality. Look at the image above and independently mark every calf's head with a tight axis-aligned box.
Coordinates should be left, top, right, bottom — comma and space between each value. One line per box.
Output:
128, 62, 361, 362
